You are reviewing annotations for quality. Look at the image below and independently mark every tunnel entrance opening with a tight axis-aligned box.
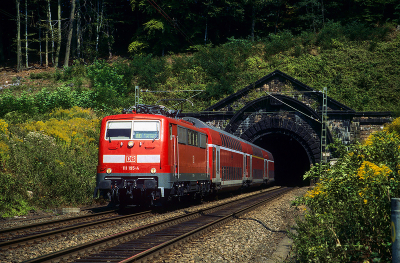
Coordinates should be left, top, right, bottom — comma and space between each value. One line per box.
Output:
253, 132, 311, 186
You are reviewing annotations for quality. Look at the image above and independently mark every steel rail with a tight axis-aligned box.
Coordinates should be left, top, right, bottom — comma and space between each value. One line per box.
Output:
121, 187, 292, 263
0, 210, 151, 250
0, 209, 117, 235
23, 186, 289, 263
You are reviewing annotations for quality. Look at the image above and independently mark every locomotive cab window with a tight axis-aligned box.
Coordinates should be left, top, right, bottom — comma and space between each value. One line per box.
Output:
133, 121, 159, 139
105, 120, 160, 140
106, 121, 132, 140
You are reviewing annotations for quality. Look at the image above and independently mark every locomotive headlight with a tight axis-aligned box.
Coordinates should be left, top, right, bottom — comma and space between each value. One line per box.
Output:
150, 168, 156, 174
106, 168, 112, 174
128, 141, 134, 148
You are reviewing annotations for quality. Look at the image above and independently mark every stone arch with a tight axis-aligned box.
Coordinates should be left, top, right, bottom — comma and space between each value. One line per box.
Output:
225, 94, 333, 165
241, 117, 320, 164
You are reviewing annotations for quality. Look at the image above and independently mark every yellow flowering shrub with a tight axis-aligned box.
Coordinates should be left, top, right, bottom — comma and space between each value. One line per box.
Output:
293, 117, 400, 262
304, 182, 325, 199
0, 107, 101, 217
0, 119, 8, 135
21, 107, 99, 148
49, 106, 97, 120
385, 117, 400, 134
0, 119, 9, 165
0, 141, 9, 164
357, 161, 392, 181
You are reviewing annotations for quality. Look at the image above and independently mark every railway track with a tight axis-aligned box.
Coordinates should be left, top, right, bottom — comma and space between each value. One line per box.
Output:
23, 186, 292, 263
0, 208, 152, 250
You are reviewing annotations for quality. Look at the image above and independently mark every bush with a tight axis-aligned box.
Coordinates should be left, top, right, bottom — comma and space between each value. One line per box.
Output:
87, 60, 126, 108
316, 21, 345, 49
0, 172, 33, 218
30, 71, 54, 80
0, 86, 96, 118
264, 30, 297, 56
0, 107, 100, 215
5, 131, 97, 208
62, 59, 87, 81
223, 37, 256, 63
0, 119, 9, 170
130, 54, 167, 89
292, 118, 400, 262
34, 87, 76, 113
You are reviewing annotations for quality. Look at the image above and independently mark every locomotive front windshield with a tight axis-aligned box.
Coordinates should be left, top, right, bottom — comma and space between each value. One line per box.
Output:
133, 121, 159, 139
105, 120, 160, 140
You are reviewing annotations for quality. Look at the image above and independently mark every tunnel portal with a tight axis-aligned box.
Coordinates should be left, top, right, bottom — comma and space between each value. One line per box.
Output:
253, 132, 311, 186
194, 70, 391, 186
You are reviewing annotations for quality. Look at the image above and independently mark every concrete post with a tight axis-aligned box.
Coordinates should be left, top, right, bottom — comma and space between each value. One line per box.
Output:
392, 198, 400, 263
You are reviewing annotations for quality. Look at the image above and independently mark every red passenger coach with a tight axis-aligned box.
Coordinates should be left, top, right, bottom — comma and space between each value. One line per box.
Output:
183, 117, 274, 192
93, 105, 274, 206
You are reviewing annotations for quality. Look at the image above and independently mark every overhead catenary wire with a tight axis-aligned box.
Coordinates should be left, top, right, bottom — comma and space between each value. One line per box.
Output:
146, 0, 194, 46
144, 1, 325, 118
266, 92, 322, 123
141, 90, 204, 93
144, 0, 236, 110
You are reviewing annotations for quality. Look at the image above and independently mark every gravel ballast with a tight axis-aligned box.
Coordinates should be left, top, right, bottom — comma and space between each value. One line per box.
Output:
0, 187, 308, 263
153, 187, 308, 263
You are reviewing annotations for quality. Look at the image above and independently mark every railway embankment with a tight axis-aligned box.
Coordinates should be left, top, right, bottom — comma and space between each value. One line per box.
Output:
152, 187, 308, 263
0, 187, 308, 262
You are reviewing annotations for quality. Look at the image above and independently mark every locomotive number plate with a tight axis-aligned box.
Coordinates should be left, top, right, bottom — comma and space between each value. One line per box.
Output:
126, 155, 136, 163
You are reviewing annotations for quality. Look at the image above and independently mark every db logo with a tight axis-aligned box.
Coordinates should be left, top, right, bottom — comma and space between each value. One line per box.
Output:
126, 155, 136, 163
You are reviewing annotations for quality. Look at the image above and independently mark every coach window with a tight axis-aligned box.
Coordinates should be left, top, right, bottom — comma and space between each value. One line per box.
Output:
199, 133, 207, 148
222, 134, 227, 147
178, 126, 187, 144
188, 130, 199, 146
243, 155, 246, 174
133, 121, 159, 139
106, 121, 132, 140
188, 130, 192, 145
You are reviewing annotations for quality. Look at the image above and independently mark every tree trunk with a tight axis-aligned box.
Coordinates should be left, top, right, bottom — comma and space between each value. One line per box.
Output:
251, 4, 255, 42
16, 0, 23, 72
55, 0, 61, 67
45, 22, 48, 67
204, 18, 208, 45
321, 0, 325, 27
48, 0, 54, 66
25, 0, 28, 68
38, 11, 42, 66
0, 33, 4, 64
312, 4, 316, 33
275, 6, 280, 34
106, 24, 112, 59
64, 0, 76, 67
96, 0, 104, 53
77, 1, 81, 58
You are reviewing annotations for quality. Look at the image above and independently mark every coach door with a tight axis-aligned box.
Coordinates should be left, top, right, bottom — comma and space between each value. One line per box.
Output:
264, 159, 267, 179
170, 124, 179, 179
244, 154, 251, 179
249, 155, 252, 180
213, 146, 221, 182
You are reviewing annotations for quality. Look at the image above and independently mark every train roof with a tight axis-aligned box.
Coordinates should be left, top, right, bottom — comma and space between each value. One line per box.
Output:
182, 117, 273, 157
102, 113, 208, 134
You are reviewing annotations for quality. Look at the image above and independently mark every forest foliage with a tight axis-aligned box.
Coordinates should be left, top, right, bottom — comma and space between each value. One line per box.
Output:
292, 117, 400, 262
1, 0, 400, 66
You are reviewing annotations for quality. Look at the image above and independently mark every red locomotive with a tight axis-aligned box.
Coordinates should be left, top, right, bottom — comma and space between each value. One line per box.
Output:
93, 105, 274, 206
